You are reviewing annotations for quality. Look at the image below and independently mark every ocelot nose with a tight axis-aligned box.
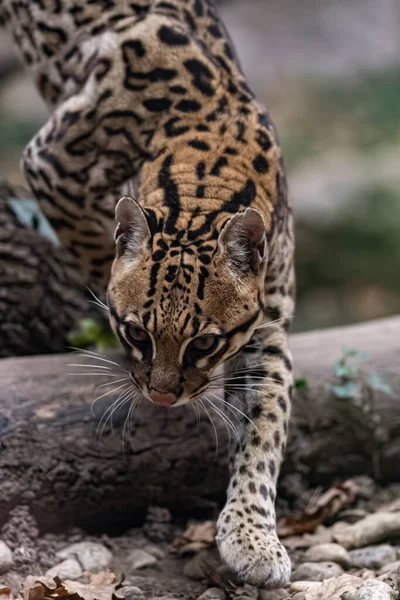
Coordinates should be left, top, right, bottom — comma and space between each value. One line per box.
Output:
149, 389, 177, 407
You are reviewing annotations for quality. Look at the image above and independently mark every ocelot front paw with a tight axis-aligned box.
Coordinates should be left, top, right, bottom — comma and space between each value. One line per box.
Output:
216, 512, 291, 588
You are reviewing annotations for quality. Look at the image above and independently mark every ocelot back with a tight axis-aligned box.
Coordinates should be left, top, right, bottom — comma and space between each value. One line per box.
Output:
0, 0, 295, 587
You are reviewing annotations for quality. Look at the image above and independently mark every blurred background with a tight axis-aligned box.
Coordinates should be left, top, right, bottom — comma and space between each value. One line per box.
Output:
0, 0, 399, 333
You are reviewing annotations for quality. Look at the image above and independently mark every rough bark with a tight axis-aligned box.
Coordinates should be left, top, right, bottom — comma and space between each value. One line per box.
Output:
0, 180, 87, 357
0, 316, 399, 533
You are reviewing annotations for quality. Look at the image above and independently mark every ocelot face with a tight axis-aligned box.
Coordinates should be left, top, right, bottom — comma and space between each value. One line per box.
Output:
107, 197, 268, 407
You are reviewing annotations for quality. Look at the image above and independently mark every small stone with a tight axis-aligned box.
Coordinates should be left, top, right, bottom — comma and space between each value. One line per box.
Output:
127, 549, 157, 570
304, 543, 351, 569
259, 590, 289, 600
197, 588, 225, 600
233, 584, 257, 600
0, 540, 13, 574
57, 542, 113, 572
150, 597, 178, 600
349, 545, 396, 570
215, 564, 242, 586
359, 569, 376, 580
292, 561, 344, 582
184, 549, 219, 581
351, 579, 396, 600
378, 560, 400, 575
45, 558, 82, 580
121, 586, 145, 600
142, 544, 165, 560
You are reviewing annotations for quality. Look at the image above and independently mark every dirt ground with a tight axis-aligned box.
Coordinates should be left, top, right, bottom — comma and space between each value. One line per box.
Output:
3, 478, 400, 600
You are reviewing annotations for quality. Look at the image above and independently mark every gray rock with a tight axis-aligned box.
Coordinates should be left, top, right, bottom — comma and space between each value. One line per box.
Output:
121, 586, 145, 600
150, 598, 178, 600
197, 588, 225, 600
184, 550, 219, 581
57, 542, 113, 572
45, 558, 82, 580
0, 540, 13, 574
304, 543, 351, 569
258, 590, 291, 600
291, 561, 344, 582
378, 560, 400, 575
127, 549, 158, 570
349, 545, 396, 570
233, 584, 257, 599
142, 544, 165, 560
350, 579, 396, 600
359, 569, 376, 580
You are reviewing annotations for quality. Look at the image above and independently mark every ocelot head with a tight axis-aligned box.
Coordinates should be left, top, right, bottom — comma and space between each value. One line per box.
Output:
107, 197, 268, 407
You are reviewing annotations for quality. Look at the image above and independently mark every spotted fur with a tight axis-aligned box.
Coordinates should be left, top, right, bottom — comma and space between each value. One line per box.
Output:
1, 0, 295, 587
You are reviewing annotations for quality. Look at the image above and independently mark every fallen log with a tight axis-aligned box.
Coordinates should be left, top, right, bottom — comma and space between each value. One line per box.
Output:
0, 316, 399, 533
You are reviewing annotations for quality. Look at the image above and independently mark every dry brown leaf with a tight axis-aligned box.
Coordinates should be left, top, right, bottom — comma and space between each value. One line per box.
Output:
173, 520, 216, 555
22, 572, 121, 600
278, 480, 360, 538
291, 574, 363, 599
0, 588, 14, 600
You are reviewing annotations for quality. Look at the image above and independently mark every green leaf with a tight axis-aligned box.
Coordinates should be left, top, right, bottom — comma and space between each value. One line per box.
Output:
96, 332, 119, 351
367, 372, 395, 396
335, 360, 358, 379
295, 377, 307, 389
80, 318, 102, 339
326, 381, 361, 399
67, 318, 118, 351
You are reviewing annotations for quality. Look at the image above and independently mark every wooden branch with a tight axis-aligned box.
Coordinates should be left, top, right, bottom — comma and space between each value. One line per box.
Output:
0, 317, 399, 532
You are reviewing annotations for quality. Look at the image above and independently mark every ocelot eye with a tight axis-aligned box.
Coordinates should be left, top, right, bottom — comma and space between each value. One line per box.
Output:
127, 324, 151, 345
190, 334, 218, 354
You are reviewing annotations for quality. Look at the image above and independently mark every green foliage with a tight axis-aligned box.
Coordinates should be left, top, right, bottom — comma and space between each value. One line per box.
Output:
280, 68, 400, 169
294, 376, 307, 390
67, 318, 119, 351
297, 186, 400, 293
326, 381, 361, 399
327, 346, 393, 400
0, 116, 40, 152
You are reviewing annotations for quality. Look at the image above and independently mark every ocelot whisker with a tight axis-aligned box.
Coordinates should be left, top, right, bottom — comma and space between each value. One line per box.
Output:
205, 394, 241, 445
220, 386, 274, 397
203, 397, 234, 446
209, 363, 270, 381
86, 286, 109, 312
213, 393, 261, 434
96, 377, 130, 390
96, 385, 134, 439
122, 393, 141, 452
91, 380, 131, 416
254, 316, 288, 330
70, 348, 122, 368
224, 376, 280, 383
190, 401, 201, 426
68, 363, 118, 371
68, 371, 123, 378
198, 398, 219, 455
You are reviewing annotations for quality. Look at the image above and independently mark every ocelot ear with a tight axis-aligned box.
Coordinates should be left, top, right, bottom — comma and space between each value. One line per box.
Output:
114, 196, 151, 258
218, 207, 267, 273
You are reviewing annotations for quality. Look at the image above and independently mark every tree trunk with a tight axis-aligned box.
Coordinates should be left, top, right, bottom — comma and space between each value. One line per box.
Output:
0, 180, 87, 357
0, 317, 399, 533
